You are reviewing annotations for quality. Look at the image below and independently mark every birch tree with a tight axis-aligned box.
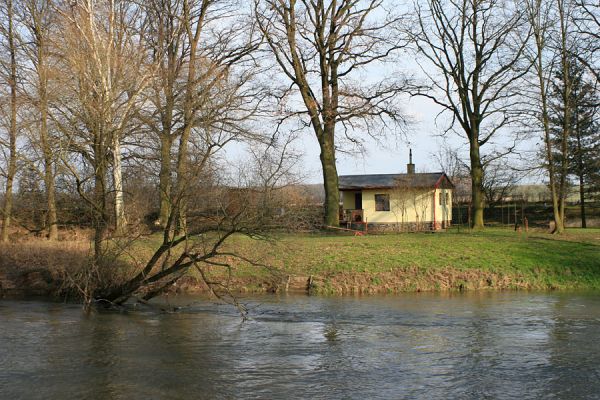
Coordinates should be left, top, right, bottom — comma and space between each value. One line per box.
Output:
55, 0, 152, 258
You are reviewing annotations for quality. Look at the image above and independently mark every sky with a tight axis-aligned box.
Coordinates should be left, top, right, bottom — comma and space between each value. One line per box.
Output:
295, 94, 465, 183
229, 0, 544, 186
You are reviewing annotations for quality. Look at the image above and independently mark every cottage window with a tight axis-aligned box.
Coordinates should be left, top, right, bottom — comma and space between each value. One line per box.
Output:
375, 194, 390, 211
439, 192, 450, 206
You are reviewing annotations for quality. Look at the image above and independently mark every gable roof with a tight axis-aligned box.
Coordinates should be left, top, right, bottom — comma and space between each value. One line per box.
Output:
339, 172, 454, 190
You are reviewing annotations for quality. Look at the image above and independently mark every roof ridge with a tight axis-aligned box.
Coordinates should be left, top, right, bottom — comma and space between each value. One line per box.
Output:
339, 171, 444, 177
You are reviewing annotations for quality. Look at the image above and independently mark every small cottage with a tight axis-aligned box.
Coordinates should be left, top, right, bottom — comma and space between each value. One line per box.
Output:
339, 152, 454, 231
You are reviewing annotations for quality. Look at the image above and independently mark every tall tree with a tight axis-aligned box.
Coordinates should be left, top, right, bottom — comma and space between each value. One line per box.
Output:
141, 0, 262, 232
549, 56, 600, 228
0, 0, 20, 242
554, 0, 576, 230
409, 0, 530, 229
20, 0, 59, 240
141, 0, 185, 229
255, 0, 410, 227
524, 0, 564, 233
54, 0, 152, 259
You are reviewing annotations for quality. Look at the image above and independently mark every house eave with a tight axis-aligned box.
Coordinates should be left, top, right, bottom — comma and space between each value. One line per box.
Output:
339, 185, 439, 191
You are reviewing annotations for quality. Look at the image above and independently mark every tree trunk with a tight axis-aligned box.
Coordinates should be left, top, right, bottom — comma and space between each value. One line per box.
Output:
1, 0, 18, 243
558, 89, 570, 232
40, 93, 58, 240
539, 58, 563, 233
93, 156, 109, 263
579, 174, 586, 228
158, 132, 172, 228
112, 134, 127, 233
575, 118, 586, 229
319, 129, 340, 227
529, 2, 564, 234
174, 126, 191, 235
39, 63, 58, 240
556, 0, 571, 234
172, 0, 206, 235
469, 139, 485, 229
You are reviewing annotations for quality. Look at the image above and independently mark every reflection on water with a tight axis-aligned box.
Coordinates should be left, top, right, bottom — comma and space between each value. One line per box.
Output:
2, 292, 600, 399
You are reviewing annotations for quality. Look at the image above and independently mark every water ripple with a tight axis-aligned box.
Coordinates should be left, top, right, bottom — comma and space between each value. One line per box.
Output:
1, 292, 600, 399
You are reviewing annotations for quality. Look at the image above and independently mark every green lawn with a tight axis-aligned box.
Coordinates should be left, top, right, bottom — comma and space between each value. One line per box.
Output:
216, 228, 600, 293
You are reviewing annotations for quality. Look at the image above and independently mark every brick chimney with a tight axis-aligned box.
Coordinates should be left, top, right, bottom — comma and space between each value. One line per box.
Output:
407, 149, 415, 174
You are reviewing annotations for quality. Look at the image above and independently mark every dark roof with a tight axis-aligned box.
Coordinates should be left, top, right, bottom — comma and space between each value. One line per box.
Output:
338, 172, 454, 190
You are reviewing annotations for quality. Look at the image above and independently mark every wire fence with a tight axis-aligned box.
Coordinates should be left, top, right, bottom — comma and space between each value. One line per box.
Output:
452, 201, 600, 229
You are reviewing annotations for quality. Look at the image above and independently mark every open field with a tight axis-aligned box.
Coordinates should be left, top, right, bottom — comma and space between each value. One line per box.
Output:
1, 228, 599, 297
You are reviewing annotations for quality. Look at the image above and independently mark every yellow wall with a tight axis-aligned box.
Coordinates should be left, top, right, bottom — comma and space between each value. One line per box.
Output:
435, 188, 452, 226
342, 191, 356, 210
342, 188, 452, 225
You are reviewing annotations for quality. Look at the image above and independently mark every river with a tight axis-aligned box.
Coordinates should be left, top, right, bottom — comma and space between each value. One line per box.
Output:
1, 291, 600, 399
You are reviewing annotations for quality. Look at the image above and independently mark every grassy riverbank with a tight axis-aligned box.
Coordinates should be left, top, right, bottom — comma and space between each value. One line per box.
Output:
216, 228, 600, 294
1, 228, 599, 297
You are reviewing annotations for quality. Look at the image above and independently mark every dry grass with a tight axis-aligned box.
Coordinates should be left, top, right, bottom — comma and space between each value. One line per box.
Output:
0, 239, 91, 273
0, 231, 136, 298
0, 238, 91, 297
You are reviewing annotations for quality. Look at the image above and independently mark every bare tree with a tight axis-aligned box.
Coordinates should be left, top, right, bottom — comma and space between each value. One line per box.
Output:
554, 0, 577, 230
523, 0, 564, 232
255, 0, 411, 227
140, 0, 262, 232
482, 160, 521, 208
413, 189, 430, 231
140, 0, 186, 229
574, 0, 599, 84
409, 0, 531, 229
53, 0, 153, 258
93, 142, 297, 308
246, 132, 305, 226
0, 0, 20, 242
19, 0, 59, 240
431, 141, 469, 179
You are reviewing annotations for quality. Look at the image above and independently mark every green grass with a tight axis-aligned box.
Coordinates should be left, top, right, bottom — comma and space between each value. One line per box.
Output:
4, 227, 597, 297
216, 227, 600, 292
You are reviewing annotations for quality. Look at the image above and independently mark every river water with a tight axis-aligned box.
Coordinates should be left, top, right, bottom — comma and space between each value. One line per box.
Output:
2, 292, 600, 399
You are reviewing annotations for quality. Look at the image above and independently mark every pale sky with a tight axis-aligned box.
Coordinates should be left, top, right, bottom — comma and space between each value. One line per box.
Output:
296, 95, 465, 183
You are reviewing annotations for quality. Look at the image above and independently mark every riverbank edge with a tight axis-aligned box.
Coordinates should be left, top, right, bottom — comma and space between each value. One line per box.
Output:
0, 264, 597, 300
2, 229, 599, 300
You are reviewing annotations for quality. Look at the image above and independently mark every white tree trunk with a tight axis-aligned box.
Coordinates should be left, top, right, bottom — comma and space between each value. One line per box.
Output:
113, 134, 126, 233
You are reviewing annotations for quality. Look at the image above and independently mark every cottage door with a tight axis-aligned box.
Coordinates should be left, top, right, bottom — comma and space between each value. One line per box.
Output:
354, 192, 362, 210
